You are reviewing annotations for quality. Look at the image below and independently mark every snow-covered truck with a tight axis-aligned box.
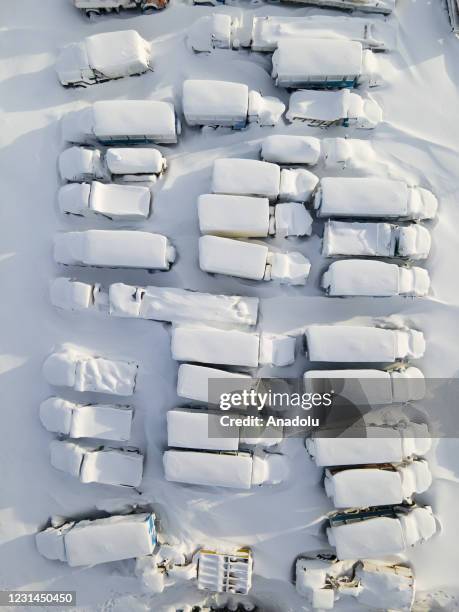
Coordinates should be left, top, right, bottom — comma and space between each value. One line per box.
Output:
50, 441, 144, 487
62, 100, 178, 145
54, 230, 176, 270
42, 350, 139, 395
304, 325, 425, 363
305, 422, 431, 467
177, 364, 254, 404
182, 80, 285, 128
59, 146, 167, 183
295, 556, 414, 612
327, 505, 437, 559
36, 513, 157, 566
163, 449, 288, 489
274, 0, 395, 13
260, 135, 322, 166
211, 158, 319, 203
324, 461, 432, 508
447, 0, 459, 37
321, 260, 431, 297
314, 177, 438, 220
56, 30, 152, 87
199, 235, 311, 284
322, 220, 432, 260
286, 89, 382, 128
198, 195, 313, 238
40, 397, 134, 441
74, 0, 168, 17
58, 182, 151, 220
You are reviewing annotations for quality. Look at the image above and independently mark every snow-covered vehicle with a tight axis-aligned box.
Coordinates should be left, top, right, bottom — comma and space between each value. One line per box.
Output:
286, 89, 382, 128
56, 30, 152, 87
36, 512, 157, 566
171, 324, 296, 368
324, 460, 432, 508
54, 230, 176, 270
272, 39, 377, 89
321, 260, 431, 297
304, 325, 425, 363
42, 350, 139, 395
167, 408, 282, 451
177, 364, 254, 404
62, 100, 178, 145
197, 549, 253, 595
304, 366, 426, 406
321, 137, 378, 171
199, 235, 311, 284
74, 0, 168, 17
198, 195, 312, 238
40, 397, 134, 441
182, 80, 285, 128
295, 556, 414, 611
447, 0, 459, 37
314, 178, 438, 220
163, 449, 288, 489
305, 422, 431, 467
322, 221, 431, 260
50, 440, 144, 487
275, 0, 395, 13
212, 158, 319, 203
58, 182, 151, 220
58, 146, 167, 183
327, 505, 437, 559
260, 135, 321, 166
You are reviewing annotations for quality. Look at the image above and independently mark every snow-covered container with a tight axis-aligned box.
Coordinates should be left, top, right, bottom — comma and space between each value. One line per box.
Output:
199, 235, 311, 284
187, 14, 233, 53
74, 1, 169, 16
322, 260, 431, 297
56, 30, 152, 87
42, 350, 139, 395
260, 135, 321, 166
324, 460, 432, 508
62, 100, 178, 145
304, 366, 426, 405
40, 397, 134, 441
327, 505, 437, 560
272, 39, 372, 90
163, 450, 288, 489
286, 89, 382, 129
322, 221, 431, 260
197, 549, 253, 594
275, 0, 395, 14
54, 230, 176, 270
58, 182, 151, 220
306, 422, 432, 467
177, 364, 253, 404
50, 277, 98, 311
314, 178, 438, 220
304, 325, 425, 363
36, 513, 156, 567
50, 441, 144, 487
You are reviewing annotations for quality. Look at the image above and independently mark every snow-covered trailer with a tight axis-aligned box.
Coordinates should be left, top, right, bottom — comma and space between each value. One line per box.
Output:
74, 0, 168, 17
198, 195, 312, 238
304, 366, 426, 405
304, 325, 426, 363
260, 135, 321, 166
163, 449, 288, 489
58, 182, 151, 220
272, 39, 376, 89
50, 441, 144, 487
62, 100, 178, 145
211, 158, 319, 203
321, 260, 431, 297
324, 460, 432, 508
314, 178, 438, 220
36, 513, 157, 566
305, 422, 431, 467
42, 350, 139, 395
276, 0, 395, 14
182, 80, 284, 128
40, 397, 134, 441
197, 549, 253, 595
286, 89, 382, 128
59, 146, 166, 183
327, 505, 437, 559
199, 235, 311, 284
322, 221, 431, 260
56, 30, 152, 87
177, 364, 253, 404
54, 230, 176, 270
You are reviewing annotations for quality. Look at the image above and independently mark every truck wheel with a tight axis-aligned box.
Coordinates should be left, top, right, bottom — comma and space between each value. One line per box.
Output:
85, 9, 100, 18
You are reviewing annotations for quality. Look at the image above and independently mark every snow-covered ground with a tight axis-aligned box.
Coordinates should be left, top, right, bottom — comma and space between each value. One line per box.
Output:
2, 0, 459, 610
